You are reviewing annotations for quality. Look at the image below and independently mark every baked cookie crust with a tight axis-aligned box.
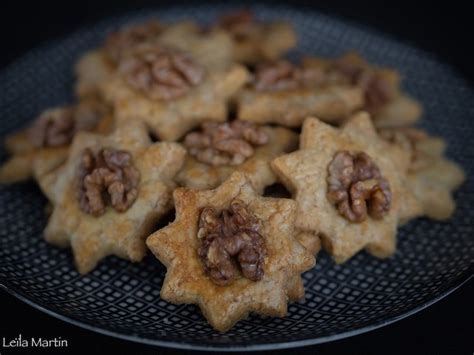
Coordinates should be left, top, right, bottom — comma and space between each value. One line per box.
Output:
339, 112, 423, 224
0, 98, 113, 184
158, 21, 234, 70
302, 53, 422, 128
75, 50, 116, 99
146, 172, 315, 331
42, 121, 186, 274
272, 115, 420, 263
176, 125, 298, 192
101, 61, 248, 141
380, 127, 465, 220
75, 20, 234, 99
237, 85, 364, 127
216, 10, 296, 64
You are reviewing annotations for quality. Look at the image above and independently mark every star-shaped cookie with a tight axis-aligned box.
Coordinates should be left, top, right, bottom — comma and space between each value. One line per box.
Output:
339, 112, 423, 224
42, 121, 186, 274
75, 49, 116, 99
158, 21, 234, 70
272, 115, 420, 263
286, 232, 322, 302
101, 47, 249, 141
237, 85, 364, 127
380, 127, 465, 220
296, 231, 322, 256
176, 124, 298, 192
146, 172, 315, 331
373, 95, 423, 128
0, 142, 69, 184
302, 53, 423, 128
75, 20, 234, 99
0, 98, 113, 184
215, 9, 297, 64
76, 19, 165, 98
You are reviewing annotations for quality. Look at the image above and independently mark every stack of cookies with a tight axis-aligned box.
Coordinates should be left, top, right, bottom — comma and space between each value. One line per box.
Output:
0, 10, 465, 331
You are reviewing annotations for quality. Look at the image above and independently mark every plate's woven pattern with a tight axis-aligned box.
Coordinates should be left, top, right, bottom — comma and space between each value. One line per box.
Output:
0, 4, 472, 350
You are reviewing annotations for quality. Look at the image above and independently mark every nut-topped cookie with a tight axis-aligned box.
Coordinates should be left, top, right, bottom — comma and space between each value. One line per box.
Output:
338, 112, 423, 224
158, 21, 234, 70
272, 115, 421, 263
1, 9, 468, 335
105, 20, 165, 63
146, 172, 315, 331
303, 52, 422, 128
0, 97, 113, 184
215, 9, 296, 64
118, 45, 206, 101
236, 59, 364, 127
176, 120, 298, 192
101, 43, 248, 141
41, 121, 186, 273
75, 20, 165, 98
75, 19, 234, 99
380, 127, 465, 220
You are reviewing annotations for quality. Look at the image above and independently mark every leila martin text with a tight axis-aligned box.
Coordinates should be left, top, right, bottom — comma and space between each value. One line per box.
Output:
2, 334, 68, 348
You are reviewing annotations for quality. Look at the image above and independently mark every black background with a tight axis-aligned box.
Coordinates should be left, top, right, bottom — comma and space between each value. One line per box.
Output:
0, 1, 472, 354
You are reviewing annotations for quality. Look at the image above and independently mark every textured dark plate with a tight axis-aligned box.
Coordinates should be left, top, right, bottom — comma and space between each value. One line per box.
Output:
0, 4, 473, 351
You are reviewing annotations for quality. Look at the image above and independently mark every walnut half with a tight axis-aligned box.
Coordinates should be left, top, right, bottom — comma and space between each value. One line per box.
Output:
77, 148, 140, 216
327, 150, 392, 222
183, 120, 269, 166
29, 107, 75, 148
118, 45, 206, 101
253, 60, 324, 92
28, 100, 108, 149
197, 199, 266, 286
104, 20, 164, 63
332, 54, 398, 113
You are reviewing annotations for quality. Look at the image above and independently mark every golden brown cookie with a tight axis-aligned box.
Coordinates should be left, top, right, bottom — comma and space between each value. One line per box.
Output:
372, 95, 423, 128
146, 172, 315, 332
104, 19, 165, 63
75, 50, 116, 99
296, 231, 322, 256
236, 59, 363, 126
76, 20, 165, 98
285, 232, 322, 302
176, 121, 298, 192
285, 275, 306, 303
339, 112, 423, 224
42, 121, 186, 274
158, 21, 234, 70
302, 52, 422, 127
0, 98, 113, 184
380, 127, 465, 220
237, 85, 364, 127
215, 9, 296, 64
272, 116, 420, 263
101, 44, 249, 141
76, 20, 234, 99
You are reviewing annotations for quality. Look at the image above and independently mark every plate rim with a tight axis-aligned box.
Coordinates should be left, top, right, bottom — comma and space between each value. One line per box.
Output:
1, 272, 472, 351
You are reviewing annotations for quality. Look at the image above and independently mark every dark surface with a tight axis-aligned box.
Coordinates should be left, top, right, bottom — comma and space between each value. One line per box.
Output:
1, 0, 473, 83
0, 281, 472, 354
0, 1, 473, 354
